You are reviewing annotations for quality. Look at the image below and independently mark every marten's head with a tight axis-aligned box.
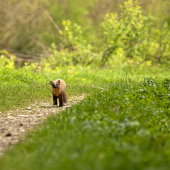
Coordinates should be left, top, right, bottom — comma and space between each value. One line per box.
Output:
50, 80, 60, 89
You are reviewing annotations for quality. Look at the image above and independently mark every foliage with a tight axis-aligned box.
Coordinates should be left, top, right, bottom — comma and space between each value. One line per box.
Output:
43, 0, 170, 68
1, 77, 170, 170
0, 0, 170, 54
0, 50, 16, 70
101, 0, 170, 65
0, 1, 45, 53
101, 0, 148, 62
42, 20, 100, 68
0, 0, 95, 53
148, 23, 170, 63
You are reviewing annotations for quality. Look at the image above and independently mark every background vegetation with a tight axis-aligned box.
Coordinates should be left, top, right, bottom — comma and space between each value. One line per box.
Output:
0, 0, 170, 66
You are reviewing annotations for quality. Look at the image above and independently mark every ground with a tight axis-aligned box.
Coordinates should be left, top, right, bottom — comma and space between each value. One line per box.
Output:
0, 94, 85, 156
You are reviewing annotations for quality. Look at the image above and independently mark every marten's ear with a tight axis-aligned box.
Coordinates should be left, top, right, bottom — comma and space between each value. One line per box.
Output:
58, 80, 60, 84
50, 81, 53, 86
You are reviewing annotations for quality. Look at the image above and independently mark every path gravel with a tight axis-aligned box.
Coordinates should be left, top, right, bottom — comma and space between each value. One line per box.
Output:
0, 94, 85, 156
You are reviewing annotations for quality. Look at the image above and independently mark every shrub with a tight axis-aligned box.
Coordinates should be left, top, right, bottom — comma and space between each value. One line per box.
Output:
101, 0, 170, 66
0, 50, 16, 70
101, 0, 151, 65
42, 0, 170, 68
42, 20, 100, 68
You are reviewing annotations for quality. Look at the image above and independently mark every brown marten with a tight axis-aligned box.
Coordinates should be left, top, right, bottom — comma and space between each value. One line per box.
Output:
50, 79, 67, 107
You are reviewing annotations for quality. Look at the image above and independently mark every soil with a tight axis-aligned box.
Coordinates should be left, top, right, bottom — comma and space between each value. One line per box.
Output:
0, 94, 85, 156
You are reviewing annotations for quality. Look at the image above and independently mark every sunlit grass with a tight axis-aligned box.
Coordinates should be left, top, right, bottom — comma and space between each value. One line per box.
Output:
0, 75, 169, 170
0, 66, 169, 112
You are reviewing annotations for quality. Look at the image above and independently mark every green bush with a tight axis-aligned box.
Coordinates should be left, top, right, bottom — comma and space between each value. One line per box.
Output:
101, 0, 149, 63
44, 0, 170, 68
0, 50, 16, 70
149, 23, 170, 63
1, 0, 170, 55
101, 0, 170, 65
42, 20, 100, 67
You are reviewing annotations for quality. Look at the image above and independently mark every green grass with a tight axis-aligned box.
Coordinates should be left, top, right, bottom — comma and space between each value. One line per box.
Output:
0, 68, 49, 112
0, 66, 169, 112
0, 66, 148, 111
0, 67, 100, 112
0, 67, 170, 170
0, 65, 169, 110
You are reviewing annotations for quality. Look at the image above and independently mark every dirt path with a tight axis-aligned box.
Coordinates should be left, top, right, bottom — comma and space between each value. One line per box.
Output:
0, 94, 85, 156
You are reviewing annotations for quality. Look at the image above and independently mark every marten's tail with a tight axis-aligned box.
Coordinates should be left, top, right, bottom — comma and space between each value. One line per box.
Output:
63, 91, 67, 103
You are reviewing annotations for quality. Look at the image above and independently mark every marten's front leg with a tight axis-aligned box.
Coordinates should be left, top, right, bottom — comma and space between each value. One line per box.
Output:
53, 95, 58, 105
59, 95, 63, 107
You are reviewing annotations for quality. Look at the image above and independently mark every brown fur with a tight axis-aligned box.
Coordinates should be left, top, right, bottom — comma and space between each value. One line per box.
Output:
50, 79, 67, 107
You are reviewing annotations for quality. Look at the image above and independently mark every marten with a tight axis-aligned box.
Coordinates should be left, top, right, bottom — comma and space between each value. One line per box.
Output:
50, 79, 67, 107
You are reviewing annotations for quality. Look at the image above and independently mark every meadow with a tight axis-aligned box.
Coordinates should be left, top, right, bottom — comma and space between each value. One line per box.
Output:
0, 65, 170, 170
0, 64, 169, 112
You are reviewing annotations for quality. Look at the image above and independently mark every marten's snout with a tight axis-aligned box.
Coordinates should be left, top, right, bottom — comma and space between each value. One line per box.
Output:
53, 84, 59, 88
50, 81, 60, 88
